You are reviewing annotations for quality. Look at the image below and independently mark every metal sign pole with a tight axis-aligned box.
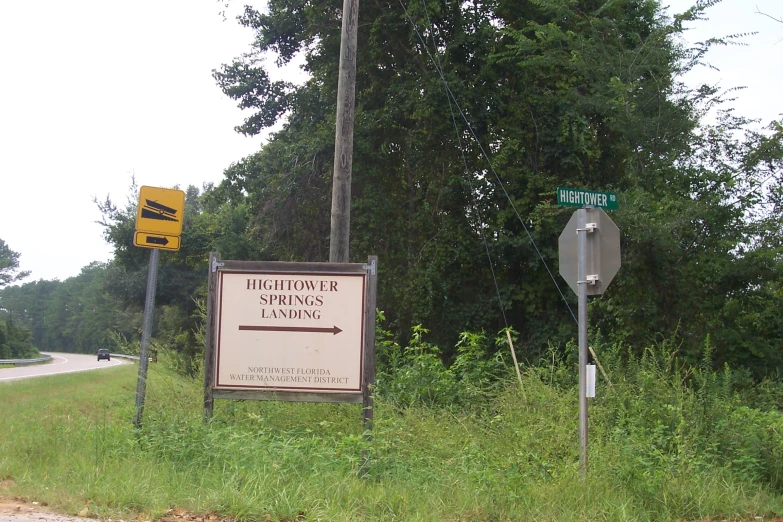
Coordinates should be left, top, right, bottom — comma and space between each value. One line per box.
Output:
559, 194, 622, 477
134, 247, 160, 429
360, 256, 378, 477
577, 208, 589, 476
203, 252, 220, 422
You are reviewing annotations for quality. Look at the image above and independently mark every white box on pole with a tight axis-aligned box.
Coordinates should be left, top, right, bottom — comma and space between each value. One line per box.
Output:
586, 364, 596, 398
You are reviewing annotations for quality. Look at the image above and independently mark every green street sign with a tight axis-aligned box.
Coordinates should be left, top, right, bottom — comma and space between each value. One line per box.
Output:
557, 187, 618, 210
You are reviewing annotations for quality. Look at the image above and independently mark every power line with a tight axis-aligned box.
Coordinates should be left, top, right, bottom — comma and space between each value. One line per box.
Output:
419, 0, 510, 328
397, 0, 578, 325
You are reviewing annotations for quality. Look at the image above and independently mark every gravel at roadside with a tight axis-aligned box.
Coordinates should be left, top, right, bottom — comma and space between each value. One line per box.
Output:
0, 499, 92, 522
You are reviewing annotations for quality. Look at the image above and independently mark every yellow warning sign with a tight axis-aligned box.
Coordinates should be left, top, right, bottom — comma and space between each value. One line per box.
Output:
135, 186, 185, 236
133, 232, 181, 251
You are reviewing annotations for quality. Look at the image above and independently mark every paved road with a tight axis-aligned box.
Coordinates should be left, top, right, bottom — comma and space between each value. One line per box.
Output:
0, 352, 125, 383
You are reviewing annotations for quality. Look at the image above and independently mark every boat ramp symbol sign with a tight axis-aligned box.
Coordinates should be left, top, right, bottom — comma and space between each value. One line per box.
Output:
141, 200, 178, 222
135, 186, 185, 237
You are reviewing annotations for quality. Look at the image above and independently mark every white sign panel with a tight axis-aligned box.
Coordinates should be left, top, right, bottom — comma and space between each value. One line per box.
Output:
215, 271, 366, 393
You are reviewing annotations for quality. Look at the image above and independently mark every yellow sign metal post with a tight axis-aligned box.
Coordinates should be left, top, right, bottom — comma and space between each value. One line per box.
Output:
132, 186, 185, 429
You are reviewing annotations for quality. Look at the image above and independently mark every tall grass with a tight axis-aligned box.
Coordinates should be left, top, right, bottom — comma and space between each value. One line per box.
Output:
2, 337, 783, 521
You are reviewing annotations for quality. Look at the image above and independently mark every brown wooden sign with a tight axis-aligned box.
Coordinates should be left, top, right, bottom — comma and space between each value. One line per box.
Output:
203, 255, 378, 413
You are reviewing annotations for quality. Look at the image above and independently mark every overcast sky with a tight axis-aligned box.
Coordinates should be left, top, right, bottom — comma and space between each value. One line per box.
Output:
1, 0, 781, 285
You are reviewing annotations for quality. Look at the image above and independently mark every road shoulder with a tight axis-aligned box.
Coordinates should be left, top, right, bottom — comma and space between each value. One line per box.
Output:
0, 497, 92, 522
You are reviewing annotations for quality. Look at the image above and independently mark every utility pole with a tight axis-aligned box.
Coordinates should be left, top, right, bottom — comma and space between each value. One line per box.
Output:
329, 0, 359, 263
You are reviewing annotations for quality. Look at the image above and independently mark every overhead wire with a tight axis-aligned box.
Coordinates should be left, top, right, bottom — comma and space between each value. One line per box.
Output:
397, 0, 579, 325
418, 0, 510, 328
725, 169, 782, 208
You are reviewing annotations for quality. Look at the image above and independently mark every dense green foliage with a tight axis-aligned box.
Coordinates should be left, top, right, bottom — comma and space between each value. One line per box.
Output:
3, 340, 783, 521
205, 0, 783, 373
0, 264, 140, 355
0, 315, 35, 359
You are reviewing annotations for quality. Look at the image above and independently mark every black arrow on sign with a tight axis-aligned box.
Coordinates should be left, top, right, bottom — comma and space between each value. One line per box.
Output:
238, 325, 343, 335
146, 236, 170, 246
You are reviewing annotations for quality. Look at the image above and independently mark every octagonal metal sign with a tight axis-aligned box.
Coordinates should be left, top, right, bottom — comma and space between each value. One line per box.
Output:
558, 208, 621, 296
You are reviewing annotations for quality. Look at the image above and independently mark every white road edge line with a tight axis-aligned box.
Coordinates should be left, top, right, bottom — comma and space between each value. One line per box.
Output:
0, 355, 124, 382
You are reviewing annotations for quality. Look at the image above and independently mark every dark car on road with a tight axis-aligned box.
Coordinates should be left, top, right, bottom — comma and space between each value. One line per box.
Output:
97, 349, 111, 361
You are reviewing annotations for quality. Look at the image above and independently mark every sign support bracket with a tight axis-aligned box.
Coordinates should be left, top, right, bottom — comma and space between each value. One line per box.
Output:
362, 258, 376, 276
